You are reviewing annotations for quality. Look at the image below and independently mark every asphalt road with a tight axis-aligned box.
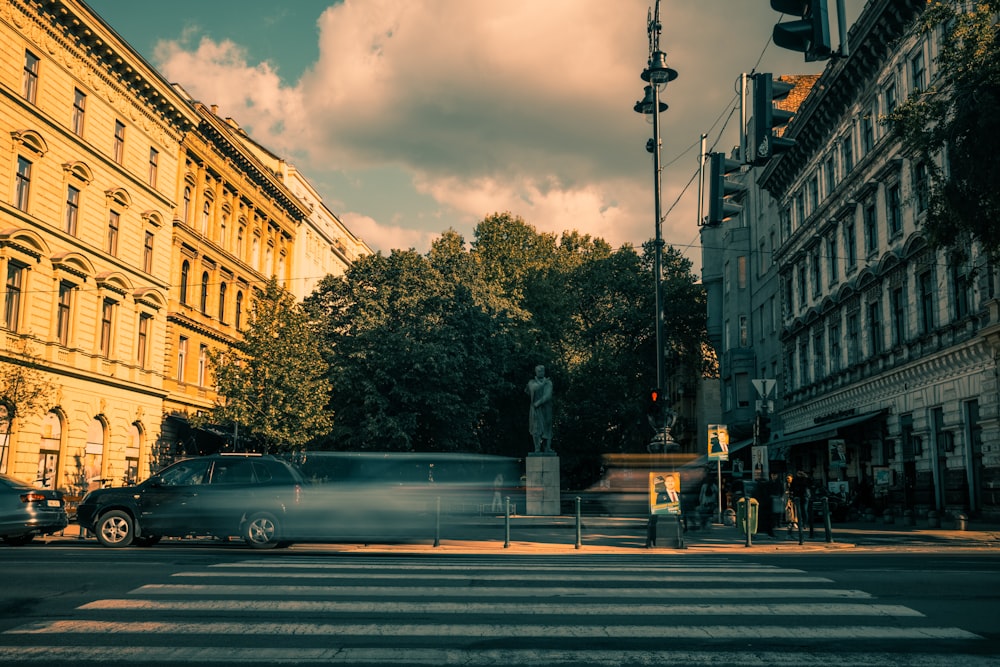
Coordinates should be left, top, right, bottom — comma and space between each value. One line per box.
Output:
0, 541, 997, 665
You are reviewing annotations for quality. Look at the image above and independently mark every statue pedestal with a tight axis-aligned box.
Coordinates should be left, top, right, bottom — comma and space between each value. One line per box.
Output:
526, 453, 560, 515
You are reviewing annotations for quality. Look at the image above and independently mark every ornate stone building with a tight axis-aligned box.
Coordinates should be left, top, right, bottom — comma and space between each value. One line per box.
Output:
715, 0, 1000, 519
0, 0, 197, 490
159, 99, 308, 455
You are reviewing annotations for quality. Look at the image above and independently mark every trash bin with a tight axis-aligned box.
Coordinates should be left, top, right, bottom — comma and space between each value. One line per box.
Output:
736, 497, 759, 535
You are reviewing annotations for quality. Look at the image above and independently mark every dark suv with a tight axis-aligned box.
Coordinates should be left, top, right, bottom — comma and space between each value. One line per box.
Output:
76, 454, 304, 549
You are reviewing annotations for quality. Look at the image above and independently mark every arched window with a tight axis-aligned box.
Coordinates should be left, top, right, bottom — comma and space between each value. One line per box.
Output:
37, 412, 62, 490
200, 272, 209, 314
235, 291, 244, 330
182, 186, 191, 223
85, 418, 106, 492
125, 423, 141, 485
179, 261, 190, 305
218, 282, 227, 322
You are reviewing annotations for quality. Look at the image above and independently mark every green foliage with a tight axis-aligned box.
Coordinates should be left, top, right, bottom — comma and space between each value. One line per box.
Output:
0, 338, 57, 423
886, 1, 1000, 257
205, 277, 332, 454
306, 212, 710, 489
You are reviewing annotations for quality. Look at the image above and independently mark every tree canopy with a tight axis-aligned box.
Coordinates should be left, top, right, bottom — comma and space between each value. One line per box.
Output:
204, 277, 332, 453
305, 212, 709, 488
886, 0, 1000, 257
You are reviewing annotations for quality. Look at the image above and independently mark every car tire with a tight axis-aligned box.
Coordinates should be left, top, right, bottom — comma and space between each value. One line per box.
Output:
2, 533, 34, 546
243, 512, 280, 549
96, 510, 135, 547
133, 535, 162, 547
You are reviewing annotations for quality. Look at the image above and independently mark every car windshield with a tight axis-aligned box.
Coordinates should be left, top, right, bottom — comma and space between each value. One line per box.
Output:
156, 460, 211, 486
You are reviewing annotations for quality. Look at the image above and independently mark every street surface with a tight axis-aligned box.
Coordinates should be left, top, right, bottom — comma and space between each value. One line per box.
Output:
0, 541, 997, 666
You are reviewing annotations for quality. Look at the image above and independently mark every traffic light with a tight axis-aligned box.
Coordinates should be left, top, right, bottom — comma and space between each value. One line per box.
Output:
771, 0, 832, 62
751, 73, 796, 167
707, 152, 746, 226
646, 387, 662, 430
756, 413, 772, 444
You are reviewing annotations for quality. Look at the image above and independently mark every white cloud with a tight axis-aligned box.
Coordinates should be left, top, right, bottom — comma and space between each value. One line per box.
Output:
150, 0, 861, 268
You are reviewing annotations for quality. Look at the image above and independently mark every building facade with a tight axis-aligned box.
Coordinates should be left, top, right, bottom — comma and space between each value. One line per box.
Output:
0, 0, 369, 490
706, 0, 1000, 520
0, 0, 198, 491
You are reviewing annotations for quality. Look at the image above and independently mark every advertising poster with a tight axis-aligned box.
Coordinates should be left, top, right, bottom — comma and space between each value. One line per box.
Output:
707, 424, 729, 461
649, 471, 681, 515
830, 438, 848, 468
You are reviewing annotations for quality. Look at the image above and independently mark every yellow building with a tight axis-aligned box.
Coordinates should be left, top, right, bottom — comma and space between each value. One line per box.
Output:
0, 0, 198, 491
161, 99, 307, 454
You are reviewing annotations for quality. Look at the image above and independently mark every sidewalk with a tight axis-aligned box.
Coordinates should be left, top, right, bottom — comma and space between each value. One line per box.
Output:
47, 516, 1000, 554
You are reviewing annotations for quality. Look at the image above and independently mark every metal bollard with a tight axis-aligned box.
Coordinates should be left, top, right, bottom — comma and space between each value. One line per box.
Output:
504, 496, 510, 548
822, 496, 833, 543
575, 496, 582, 549
433, 496, 440, 547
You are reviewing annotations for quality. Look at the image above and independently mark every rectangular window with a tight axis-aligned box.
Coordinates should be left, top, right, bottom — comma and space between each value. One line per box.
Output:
799, 338, 809, 386
4, 263, 24, 332
807, 176, 818, 212
867, 300, 883, 356
813, 330, 825, 379
737, 256, 747, 290
100, 298, 115, 358
797, 264, 807, 308
863, 202, 878, 255
888, 182, 903, 234
148, 148, 159, 188
827, 235, 838, 284
735, 372, 750, 408
113, 120, 125, 164
829, 323, 841, 373
198, 344, 208, 386
739, 315, 748, 347
57, 282, 72, 346
137, 313, 150, 369
143, 231, 154, 273
861, 111, 875, 155
107, 211, 120, 256
72, 88, 87, 136
910, 51, 926, 94
891, 286, 906, 346
15, 157, 32, 212
918, 270, 935, 334
810, 246, 821, 297
952, 259, 971, 321
65, 185, 80, 235
794, 192, 805, 228
177, 336, 188, 383
841, 134, 854, 174
22, 50, 39, 103
847, 311, 860, 365
844, 219, 857, 268
884, 80, 897, 114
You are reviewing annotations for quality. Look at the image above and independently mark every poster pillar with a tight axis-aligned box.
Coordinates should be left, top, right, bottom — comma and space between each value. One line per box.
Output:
526, 453, 560, 515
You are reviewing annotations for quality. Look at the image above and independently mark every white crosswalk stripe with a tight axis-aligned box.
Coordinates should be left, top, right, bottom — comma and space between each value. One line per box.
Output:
0, 555, 992, 665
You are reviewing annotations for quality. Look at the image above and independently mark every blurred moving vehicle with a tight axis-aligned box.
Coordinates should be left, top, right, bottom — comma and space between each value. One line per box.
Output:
75, 453, 305, 549
285, 451, 523, 542
0, 473, 69, 546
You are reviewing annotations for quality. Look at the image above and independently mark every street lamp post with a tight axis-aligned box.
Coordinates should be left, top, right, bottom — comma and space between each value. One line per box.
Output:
634, 1, 677, 452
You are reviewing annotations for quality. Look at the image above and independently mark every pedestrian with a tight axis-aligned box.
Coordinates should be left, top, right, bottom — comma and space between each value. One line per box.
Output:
787, 471, 811, 538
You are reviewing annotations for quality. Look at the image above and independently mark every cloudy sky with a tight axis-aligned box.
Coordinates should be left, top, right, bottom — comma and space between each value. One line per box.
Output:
85, 0, 864, 273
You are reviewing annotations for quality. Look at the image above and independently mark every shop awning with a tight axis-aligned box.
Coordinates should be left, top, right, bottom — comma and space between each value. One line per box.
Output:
771, 411, 885, 448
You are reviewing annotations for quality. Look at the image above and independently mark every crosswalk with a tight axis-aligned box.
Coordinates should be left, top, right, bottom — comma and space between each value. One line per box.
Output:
1, 554, 993, 665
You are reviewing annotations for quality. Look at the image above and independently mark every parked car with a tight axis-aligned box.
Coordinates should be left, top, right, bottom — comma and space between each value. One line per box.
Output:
0, 473, 69, 546
75, 453, 305, 549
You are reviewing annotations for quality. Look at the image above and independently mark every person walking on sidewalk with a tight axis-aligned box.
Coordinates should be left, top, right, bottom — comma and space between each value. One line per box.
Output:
787, 471, 811, 538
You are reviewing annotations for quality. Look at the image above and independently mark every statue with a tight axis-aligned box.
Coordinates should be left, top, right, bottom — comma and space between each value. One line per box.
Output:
526, 364, 553, 453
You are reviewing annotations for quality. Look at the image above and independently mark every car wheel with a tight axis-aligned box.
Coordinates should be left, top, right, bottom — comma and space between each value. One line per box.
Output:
243, 512, 280, 549
133, 535, 162, 547
96, 510, 135, 547
2, 534, 34, 546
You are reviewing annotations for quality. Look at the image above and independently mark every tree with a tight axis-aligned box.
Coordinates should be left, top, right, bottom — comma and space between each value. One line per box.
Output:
307, 248, 509, 453
886, 0, 1000, 257
205, 277, 331, 454
0, 338, 57, 473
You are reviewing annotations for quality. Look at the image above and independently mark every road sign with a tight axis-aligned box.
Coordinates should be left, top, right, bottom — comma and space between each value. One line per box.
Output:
752, 378, 776, 398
